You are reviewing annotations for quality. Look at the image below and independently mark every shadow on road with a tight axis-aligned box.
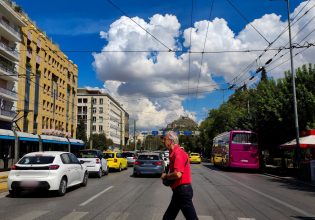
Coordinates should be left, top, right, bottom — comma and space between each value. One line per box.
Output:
291, 216, 315, 220
6, 185, 82, 198
202, 163, 261, 174
266, 177, 315, 195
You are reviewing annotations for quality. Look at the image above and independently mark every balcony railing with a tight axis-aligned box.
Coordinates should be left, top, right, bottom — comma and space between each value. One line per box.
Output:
0, 109, 16, 118
0, 61, 18, 76
0, 87, 17, 98
0, 19, 20, 39
0, 42, 19, 58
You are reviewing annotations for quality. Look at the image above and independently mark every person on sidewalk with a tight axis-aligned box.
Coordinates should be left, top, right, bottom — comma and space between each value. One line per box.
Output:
161, 131, 198, 220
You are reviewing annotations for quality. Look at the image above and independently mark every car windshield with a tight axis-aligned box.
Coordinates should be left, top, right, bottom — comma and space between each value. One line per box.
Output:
123, 152, 135, 157
104, 153, 115, 158
79, 151, 98, 158
18, 156, 55, 165
232, 133, 258, 144
138, 155, 159, 160
191, 153, 199, 156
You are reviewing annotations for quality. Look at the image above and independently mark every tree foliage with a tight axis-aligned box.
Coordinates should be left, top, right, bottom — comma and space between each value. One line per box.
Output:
200, 64, 315, 157
76, 119, 87, 144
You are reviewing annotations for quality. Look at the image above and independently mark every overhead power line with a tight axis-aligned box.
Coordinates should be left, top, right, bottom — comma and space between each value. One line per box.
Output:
106, 0, 173, 52
225, 0, 270, 44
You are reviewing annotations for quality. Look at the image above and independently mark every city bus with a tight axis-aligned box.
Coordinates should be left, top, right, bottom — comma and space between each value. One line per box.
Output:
211, 130, 259, 169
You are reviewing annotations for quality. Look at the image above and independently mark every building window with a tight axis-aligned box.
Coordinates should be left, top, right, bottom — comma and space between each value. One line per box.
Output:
99, 107, 103, 113
100, 98, 103, 105
93, 117, 96, 123
99, 125, 103, 132
93, 107, 96, 113
93, 98, 97, 105
83, 98, 87, 103
78, 106, 82, 114
78, 98, 82, 103
93, 125, 96, 131
99, 116, 103, 123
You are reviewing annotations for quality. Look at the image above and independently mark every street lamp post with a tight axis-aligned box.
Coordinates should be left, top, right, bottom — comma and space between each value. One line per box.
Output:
286, 0, 300, 168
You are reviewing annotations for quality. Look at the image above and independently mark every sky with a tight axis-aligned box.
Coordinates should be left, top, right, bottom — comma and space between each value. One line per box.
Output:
14, 0, 315, 130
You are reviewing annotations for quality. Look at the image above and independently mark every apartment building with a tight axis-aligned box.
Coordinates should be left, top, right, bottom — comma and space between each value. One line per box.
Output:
0, 0, 25, 129
77, 88, 129, 146
15, 11, 78, 137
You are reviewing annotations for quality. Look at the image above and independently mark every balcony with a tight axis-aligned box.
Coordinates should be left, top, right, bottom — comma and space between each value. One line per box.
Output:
0, 109, 16, 121
0, 19, 21, 41
0, 42, 19, 61
0, 87, 17, 100
0, 61, 18, 80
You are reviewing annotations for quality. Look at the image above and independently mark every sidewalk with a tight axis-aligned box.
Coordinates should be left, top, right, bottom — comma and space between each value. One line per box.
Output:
263, 165, 315, 187
0, 171, 9, 193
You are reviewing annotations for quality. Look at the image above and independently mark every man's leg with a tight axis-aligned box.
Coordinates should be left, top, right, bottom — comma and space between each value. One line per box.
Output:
178, 185, 198, 220
163, 192, 181, 220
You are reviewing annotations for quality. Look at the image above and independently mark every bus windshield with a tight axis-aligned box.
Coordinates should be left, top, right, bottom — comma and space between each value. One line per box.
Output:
232, 133, 257, 144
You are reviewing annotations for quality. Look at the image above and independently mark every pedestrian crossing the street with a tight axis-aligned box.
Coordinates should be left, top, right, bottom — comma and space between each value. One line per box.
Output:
9, 210, 257, 220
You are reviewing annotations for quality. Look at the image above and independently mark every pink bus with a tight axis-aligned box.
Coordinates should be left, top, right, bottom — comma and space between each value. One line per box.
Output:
211, 130, 259, 169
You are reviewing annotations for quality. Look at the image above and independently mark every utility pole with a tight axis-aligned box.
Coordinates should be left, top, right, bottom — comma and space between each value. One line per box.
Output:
134, 119, 136, 151
89, 97, 93, 149
286, 0, 300, 167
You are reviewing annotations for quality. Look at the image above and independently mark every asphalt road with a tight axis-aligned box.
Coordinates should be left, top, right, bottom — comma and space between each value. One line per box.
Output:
0, 163, 314, 220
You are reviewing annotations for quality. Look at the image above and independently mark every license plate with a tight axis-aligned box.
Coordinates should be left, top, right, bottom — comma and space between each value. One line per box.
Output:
20, 181, 38, 188
241, 159, 248, 163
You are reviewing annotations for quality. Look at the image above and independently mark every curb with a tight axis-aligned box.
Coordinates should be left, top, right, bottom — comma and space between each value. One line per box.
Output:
262, 172, 315, 187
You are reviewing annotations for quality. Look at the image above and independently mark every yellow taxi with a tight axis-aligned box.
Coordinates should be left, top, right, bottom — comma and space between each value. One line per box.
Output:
211, 155, 223, 166
189, 153, 202, 164
103, 151, 128, 171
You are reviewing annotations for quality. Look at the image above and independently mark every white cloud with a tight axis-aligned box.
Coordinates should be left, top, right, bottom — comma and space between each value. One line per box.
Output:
93, 1, 315, 130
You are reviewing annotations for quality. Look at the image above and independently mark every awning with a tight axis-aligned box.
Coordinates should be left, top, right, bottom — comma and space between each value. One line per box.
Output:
16, 131, 39, 142
69, 138, 85, 146
0, 129, 15, 140
280, 135, 315, 149
40, 135, 69, 145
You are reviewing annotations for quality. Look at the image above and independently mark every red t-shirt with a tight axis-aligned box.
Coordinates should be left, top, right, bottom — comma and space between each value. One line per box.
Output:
168, 145, 191, 189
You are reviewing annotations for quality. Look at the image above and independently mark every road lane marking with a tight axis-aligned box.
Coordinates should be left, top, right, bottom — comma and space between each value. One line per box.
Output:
106, 212, 129, 220
60, 212, 88, 220
238, 218, 255, 220
198, 216, 214, 220
13, 210, 49, 220
214, 171, 315, 217
80, 186, 114, 206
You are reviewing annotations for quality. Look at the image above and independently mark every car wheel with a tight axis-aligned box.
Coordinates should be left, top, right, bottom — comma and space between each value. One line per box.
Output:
104, 168, 109, 175
118, 164, 122, 172
97, 168, 102, 178
9, 190, 20, 198
81, 172, 88, 187
57, 177, 67, 196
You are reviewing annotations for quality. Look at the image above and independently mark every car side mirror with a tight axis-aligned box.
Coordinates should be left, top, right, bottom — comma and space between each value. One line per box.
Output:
80, 160, 85, 164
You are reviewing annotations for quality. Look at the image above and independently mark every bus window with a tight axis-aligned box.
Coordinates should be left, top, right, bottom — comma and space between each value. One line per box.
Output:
232, 133, 257, 144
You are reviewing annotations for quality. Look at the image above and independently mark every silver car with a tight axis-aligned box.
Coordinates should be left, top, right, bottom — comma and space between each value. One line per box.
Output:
122, 151, 136, 166
133, 153, 165, 177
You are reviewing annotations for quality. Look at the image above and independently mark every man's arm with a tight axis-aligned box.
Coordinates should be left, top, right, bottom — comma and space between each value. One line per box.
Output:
161, 171, 182, 180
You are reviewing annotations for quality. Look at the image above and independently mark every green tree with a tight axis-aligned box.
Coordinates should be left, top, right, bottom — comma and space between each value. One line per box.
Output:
88, 133, 107, 151
76, 119, 87, 143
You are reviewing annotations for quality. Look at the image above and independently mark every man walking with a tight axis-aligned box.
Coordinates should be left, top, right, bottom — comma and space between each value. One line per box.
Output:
161, 131, 198, 220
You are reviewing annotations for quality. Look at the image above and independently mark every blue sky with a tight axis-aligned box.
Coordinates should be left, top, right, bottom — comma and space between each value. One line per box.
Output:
14, 0, 312, 129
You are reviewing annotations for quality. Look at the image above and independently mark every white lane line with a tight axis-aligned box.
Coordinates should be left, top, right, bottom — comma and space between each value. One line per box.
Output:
238, 218, 255, 220
198, 216, 214, 220
13, 210, 49, 220
60, 212, 88, 220
80, 186, 114, 206
215, 171, 314, 217
106, 212, 129, 220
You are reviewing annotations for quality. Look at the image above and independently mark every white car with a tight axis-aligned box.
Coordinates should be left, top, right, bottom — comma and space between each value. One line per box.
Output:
8, 151, 88, 197
77, 149, 108, 178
